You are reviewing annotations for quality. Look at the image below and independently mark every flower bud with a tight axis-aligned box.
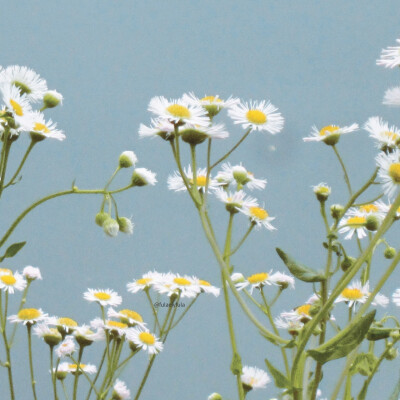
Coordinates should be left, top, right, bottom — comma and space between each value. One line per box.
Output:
23, 266, 42, 281
365, 215, 380, 231
232, 166, 249, 186
43, 329, 63, 347
385, 347, 398, 360
43, 90, 63, 108
119, 151, 137, 168
313, 183, 331, 202
384, 247, 396, 259
103, 218, 119, 237
390, 330, 400, 340
330, 204, 344, 219
117, 217, 134, 234
230, 272, 245, 284
56, 370, 68, 380
341, 256, 356, 272
95, 212, 110, 227
181, 128, 207, 145
131, 168, 157, 187
208, 393, 223, 400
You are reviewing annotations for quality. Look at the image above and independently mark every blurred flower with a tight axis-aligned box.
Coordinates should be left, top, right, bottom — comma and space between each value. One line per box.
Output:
376, 149, 400, 199
127, 271, 164, 293
236, 272, 274, 293
55, 336, 76, 357
383, 87, 400, 107
216, 163, 267, 190
23, 266, 42, 281
364, 116, 400, 150
377, 39, 400, 68
241, 366, 270, 391
168, 165, 221, 192
112, 379, 131, 400
0, 271, 26, 293
108, 308, 146, 328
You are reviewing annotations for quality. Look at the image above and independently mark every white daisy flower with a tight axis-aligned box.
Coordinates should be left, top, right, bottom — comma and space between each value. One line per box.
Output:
377, 39, 400, 68
364, 117, 400, 150
376, 149, 400, 199
196, 278, 220, 297
393, 288, 400, 306
91, 318, 129, 337
1, 84, 33, 129
55, 336, 76, 358
83, 288, 122, 307
126, 327, 163, 354
52, 362, 70, 380
167, 165, 221, 193
148, 96, 210, 126
335, 281, 369, 308
375, 199, 400, 219
74, 325, 105, 345
241, 366, 270, 390
275, 316, 304, 335
127, 271, 164, 293
349, 203, 384, 219
231, 272, 245, 284
239, 205, 276, 231
153, 273, 201, 298
33, 323, 62, 346
112, 379, 131, 400
138, 118, 175, 140
0, 271, 26, 293
236, 271, 274, 294
182, 92, 239, 110
68, 363, 97, 375
107, 308, 146, 328
228, 100, 284, 134
214, 188, 258, 212
269, 271, 295, 289
22, 266, 42, 281
216, 163, 267, 190
0, 66, 47, 102
8, 308, 47, 325
383, 87, 400, 107
131, 168, 157, 186
27, 111, 65, 141
180, 123, 229, 144
371, 292, 389, 307
47, 316, 79, 335
303, 124, 359, 144
281, 304, 313, 323
338, 214, 368, 240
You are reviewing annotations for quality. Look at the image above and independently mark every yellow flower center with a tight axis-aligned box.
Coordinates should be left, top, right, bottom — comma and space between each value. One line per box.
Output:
359, 204, 379, 213
296, 304, 311, 316
247, 272, 268, 284
199, 280, 211, 286
18, 308, 41, 320
58, 317, 78, 327
0, 275, 16, 285
317, 186, 330, 194
9, 99, 23, 116
69, 363, 86, 370
249, 206, 268, 220
246, 109, 267, 125
383, 131, 398, 141
341, 288, 363, 300
189, 175, 207, 186
167, 104, 191, 118
120, 309, 143, 322
201, 96, 222, 103
139, 332, 156, 345
94, 292, 111, 301
107, 320, 128, 329
347, 216, 366, 227
319, 125, 339, 136
136, 278, 151, 285
389, 163, 400, 183
173, 277, 191, 286
33, 122, 50, 133
0, 268, 12, 275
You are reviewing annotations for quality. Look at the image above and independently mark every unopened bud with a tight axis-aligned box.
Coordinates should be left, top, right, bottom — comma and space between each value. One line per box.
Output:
330, 204, 344, 219
384, 247, 396, 259
117, 217, 134, 235
385, 347, 398, 360
119, 151, 137, 168
313, 183, 331, 202
43, 90, 63, 108
341, 256, 356, 272
103, 218, 119, 237
365, 215, 380, 231
95, 212, 110, 227
208, 394, 223, 400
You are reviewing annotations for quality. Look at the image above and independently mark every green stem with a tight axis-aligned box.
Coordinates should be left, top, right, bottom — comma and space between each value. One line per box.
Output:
27, 324, 38, 400
85, 346, 107, 400
104, 167, 120, 191
145, 289, 161, 333
0, 135, 12, 198
50, 346, 58, 400
333, 145, 352, 195
203, 138, 212, 205
4, 141, 35, 188
230, 224, 254, 256
9, 281, 31, 345
62, 381, 70, 400
170, 295, 199, 330
72, 346, 84, 400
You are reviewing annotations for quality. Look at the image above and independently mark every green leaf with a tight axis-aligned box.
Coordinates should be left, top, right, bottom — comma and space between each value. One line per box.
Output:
350, 353, 378, 376
265, 359, 291, 389
308, 310, 376, 364
276, 248, 325, 283
1, 241, 26, 261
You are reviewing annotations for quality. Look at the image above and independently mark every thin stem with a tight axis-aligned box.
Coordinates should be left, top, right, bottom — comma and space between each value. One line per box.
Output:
4, 141, 35, 188
72, 346, 84, 400
230, 224, 254, 256
0, 136, 12, 198
85, 346, 107, 400
333, 145, 352, 195
145, 289, 161, 333
27, 324, 38, 400
203, 138, 212, 205
170, 295, 198, 330
50, 346, 58, 400
9, 281, 31, 345
62, 381, 70, 400
104, 167, 120, 191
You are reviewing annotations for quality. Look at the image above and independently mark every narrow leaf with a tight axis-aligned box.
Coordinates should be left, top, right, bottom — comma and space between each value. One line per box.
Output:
2, 241, 26, 260
265, 359, 291, 389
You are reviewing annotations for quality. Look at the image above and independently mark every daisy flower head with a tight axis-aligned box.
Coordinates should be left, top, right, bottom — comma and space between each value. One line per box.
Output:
364, 117, 400, 151
138, 118, 175, 140
236, 271, 274, 294
383, 87, 400, 107
91, 318, 129, 338
108, 308, 146, 328
231, 272, 245, 284
182, 92, 239, 117
153, 273, 201, 298
43, 90, 63, 108
281, 304, 313, 324
83, 288, 122, 307
216, 163, 267, 190
338, 213, 368, 240
228, 100, 284, 134
313, 183, 331, 202
8, 308, 47, 325
375, 199, 400, 220
53, 362, 70, 380
275, 316, 304, 336
304, 123, 359, 145
127, 271, 164, 293
28, 111, 65, 142
55, 336, 76, 358
239, 204, 276, 231
0, 66, 47, 102
47, 316, 79, 337
0, 271, 26, 293
335, 280, 369, 308
377, 39, 400, 68
376, 149, 400, 199
127, 327, 163, 354
148, 96, 210, 127
68, 363, 97, 375
74, 325, 105, 347
33, 323, 62, 346
393, 288, 400, 306
23, 265, 42, 281
1, 83, 33, 129
196, 278, 220, 297
112, 379, 131, 400
241, 366, 270, 391
214, 188, 258, 213
131, 167, 157, 187
168, 165, 221, 193
269, 271, 295, 289
180, 123, 229, 145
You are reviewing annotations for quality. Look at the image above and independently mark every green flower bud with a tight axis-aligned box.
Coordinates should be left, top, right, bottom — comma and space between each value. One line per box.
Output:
312, 325, 323, 336
29, 130, 46, 142
75, 332, 94, 347
103, 218, 119, 237
323, 133, 340, 146
330, 204, 344, 219
43, 329, 63, 347
43, 90, 63, 108
204, 105, 222, 118
385, 347, 398, 361
117, 217, 134, 234
390, 330, 400, 340
131, 168, 157, 187
56, 370, 68, 380
95, 212, 110, 227
313, 183, 331, 202
309, 304, 321, 317
384, 247, 396, 259
341, 256, 356, 272
232, 167, 250, 186
365, 215, 380, 231
119, 151, 137, 168
208, 393, 223, 400
180, 128, 208, 145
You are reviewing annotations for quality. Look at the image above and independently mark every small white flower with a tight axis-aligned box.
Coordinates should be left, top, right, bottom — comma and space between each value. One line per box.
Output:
364, 116, 400, 150
127, 327, 163, 354
375, 199, 400, 218
127, 271, 164, 293
8, 308, 47, 325
281, 304, 313, 322
103, 218, 119, 237
371, 292, 389, 307
47, 316, 79, 334
275, 316, 304, 334
74, 325, 105, 344
196, 278, 220, 297
214, 188, 258, 211
68, 363, 97, 375
118, 217, 134, 235
393, 288, 400, 306
153, 273, 201, 298
33, 323, 62, 345
0, 271, 26, 293
376, 149, 400, 199
138, 118, 175, 139
241, 366, 270, 390
112, 379, 131, 400
83, 288, 122, 307
377, 39, 400, 68
168, 165, 221, 192
269, 271, 295, 289
132, 168, 157, 186
107, 308, 146, 328
239, 205, 276, 231
304, 124, 358, 143
338, 213, 368, 240
182, 92, 239, 109
91, 318, 129, 337
228, 100, 284, 134
23, 266, 42, 281
28, 111, 65, 141
119, 151, 137, 168
236, 271, 274, 294
216, 163, 267, 190
1, 84, 33, 129
230, 272, 245, 284
55, 336, 76, 358
335, 280, 369, 308
383, 87, 400, 107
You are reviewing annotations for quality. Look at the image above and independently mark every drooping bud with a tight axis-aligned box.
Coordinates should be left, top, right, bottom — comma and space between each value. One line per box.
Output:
117, 217, 134, 235
95, 212, 110, 227
131, 168, 157, 187
384, 247, 396, 259
365, 215, 380, 231
341, 256, 356, 272
103, 218, 119, 237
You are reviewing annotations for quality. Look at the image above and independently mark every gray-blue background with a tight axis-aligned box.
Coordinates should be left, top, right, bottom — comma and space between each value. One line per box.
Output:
1, 1, 400, 399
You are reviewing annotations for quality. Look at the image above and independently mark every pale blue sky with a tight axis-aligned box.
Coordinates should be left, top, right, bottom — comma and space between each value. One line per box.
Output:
1, 1, 400, 399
